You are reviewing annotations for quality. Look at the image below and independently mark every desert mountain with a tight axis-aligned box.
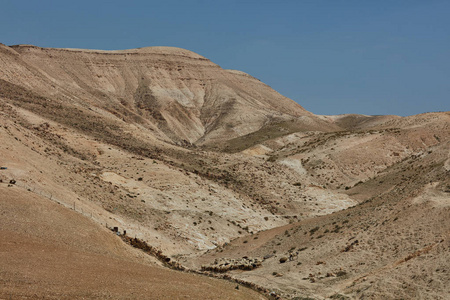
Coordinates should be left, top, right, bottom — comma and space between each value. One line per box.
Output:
0, 43, 448, 299
0, 43, 337, 146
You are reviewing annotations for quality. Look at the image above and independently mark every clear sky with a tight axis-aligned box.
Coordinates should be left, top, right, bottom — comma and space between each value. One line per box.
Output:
1, 0, 449, 116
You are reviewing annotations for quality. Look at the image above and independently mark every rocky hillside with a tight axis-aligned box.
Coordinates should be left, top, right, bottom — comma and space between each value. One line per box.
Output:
0, 185, 264, 300
187, 140, 450, 299
0, 43, 448, 299
0, 43, 336, 146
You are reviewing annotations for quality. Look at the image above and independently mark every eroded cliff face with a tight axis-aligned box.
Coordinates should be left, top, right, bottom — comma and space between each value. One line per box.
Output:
0, 44, 314, 145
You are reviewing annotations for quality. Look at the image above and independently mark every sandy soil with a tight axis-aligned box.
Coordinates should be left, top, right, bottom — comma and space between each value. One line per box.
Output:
0, 185, 265, 299
0, 43, 449, 299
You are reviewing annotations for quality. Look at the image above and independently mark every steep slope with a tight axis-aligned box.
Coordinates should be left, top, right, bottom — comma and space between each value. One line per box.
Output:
0, 98, 277, 256
0, 43, 355, 257
189, 141, 450, 299
1, 42, 449, 299
0, 43, 324, 145
0, 185, 264, 299
0, 96, 349, 256
240, 112, 450, 191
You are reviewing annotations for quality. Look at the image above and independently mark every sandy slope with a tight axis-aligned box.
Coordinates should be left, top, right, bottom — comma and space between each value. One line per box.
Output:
191, 141, 450, 299
0, 185, 264, 299
1, 43, 449, 299
0, 43, 319, 145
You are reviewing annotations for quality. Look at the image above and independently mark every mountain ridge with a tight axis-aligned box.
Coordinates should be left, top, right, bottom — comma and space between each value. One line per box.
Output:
1, 43, 320, 146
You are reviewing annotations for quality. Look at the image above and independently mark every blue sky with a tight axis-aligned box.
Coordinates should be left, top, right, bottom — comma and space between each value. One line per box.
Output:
1, 0, 449, 116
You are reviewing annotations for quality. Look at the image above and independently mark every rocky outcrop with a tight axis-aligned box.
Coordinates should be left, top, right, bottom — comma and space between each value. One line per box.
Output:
201, 257, 262, 272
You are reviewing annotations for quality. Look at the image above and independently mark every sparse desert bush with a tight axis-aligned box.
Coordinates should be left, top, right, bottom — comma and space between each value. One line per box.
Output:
330, 294, 350, 299
309, 226, 319, 235
267, 155, 278, 162
332, 225, 341, 233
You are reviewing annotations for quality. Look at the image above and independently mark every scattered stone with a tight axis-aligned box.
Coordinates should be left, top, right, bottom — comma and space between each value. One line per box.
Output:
201, 257, 262, 273
279, 257, 288, 263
